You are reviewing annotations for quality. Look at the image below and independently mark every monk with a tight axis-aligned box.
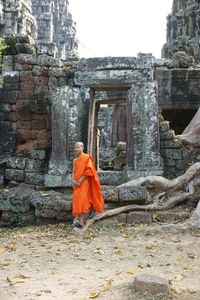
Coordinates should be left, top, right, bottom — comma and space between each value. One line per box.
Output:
72, 142, 104, 228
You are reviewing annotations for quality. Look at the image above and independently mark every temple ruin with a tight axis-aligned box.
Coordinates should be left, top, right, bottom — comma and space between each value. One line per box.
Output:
0, 0, 200, 223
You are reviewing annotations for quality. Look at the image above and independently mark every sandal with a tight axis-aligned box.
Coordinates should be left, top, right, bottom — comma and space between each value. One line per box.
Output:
74, 223, 83, 228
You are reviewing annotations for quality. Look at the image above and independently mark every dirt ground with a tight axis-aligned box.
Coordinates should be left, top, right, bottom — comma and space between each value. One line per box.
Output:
1, 220, 200, 300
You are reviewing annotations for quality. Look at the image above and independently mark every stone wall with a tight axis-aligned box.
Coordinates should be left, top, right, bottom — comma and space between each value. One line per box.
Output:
160, 120, 200, 178
0, 38, 71, 187
162, 0, 200, 62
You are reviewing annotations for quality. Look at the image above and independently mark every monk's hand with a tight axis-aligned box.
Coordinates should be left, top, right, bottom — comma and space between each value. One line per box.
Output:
73, 180, 80, 186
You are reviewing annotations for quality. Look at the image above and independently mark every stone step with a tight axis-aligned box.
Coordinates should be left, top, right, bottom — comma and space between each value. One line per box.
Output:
101, 185, 148, 204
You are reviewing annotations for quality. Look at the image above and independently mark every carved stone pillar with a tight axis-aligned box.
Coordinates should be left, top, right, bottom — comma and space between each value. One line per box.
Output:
126, 82, 162, 174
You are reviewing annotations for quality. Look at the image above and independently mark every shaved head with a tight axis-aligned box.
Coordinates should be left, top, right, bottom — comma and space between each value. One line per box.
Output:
74, 142, 84, 148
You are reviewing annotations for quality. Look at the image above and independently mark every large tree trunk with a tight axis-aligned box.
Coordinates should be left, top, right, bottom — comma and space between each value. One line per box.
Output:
180, 107, 200, 147
82, 162, 200, 233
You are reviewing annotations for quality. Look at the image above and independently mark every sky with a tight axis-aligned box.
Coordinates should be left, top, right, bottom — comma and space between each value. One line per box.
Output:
69, 0, 173, 58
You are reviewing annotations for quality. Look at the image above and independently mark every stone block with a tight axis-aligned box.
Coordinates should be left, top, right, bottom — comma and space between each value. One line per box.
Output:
28, 150, 46, 160
5, 169, 25, 182
155, 211, 190, 223
0, 103, 11, 112
16, 43, 36, 55
116, 213, 127, 223
0, 175, 4, 188
160, 130, 175, 141
98, 171, 128, 186
163, 158, 176, 167
127, 212, 152, 224
25, 160, 44, 172
160, 121, 170, 133
15, 54, 38, 65
7, 157, 26, 170
165, 149, 182, 160
134, 274, 169, 295
17, 129, 32, 141
101, 186, 119, 202
25, 173, 44, 185
118, 186, 148, 203
20, 70, 33, 82
38, 54, 57, 67
32, 66, 49, 77
7, 91, 18, 104
164, 140, 182, 149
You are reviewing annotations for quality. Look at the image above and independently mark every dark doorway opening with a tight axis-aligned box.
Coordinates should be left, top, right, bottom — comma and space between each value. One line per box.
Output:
162, 109, 198, 134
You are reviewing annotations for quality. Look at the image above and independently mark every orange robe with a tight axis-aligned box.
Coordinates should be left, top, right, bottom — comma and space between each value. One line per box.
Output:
72, 153, 104, 216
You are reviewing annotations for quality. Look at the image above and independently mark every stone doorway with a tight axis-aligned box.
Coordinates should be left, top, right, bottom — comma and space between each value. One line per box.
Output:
87, 89, 128, 171
45, 56, 163, 187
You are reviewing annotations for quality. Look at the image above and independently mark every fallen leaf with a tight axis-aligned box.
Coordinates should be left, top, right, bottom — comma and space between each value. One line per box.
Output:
187, 253, 196, 259
116, 270, 123, 275
18, 273, 31, 279
43, 289, 52, 293
127, 268, 135, 275
172, 287, 183, 295
0, 248, 6, 254
174, 274, 185, 282
15, 279, 25, 284
0, 261, 10, 267
4, 189, 10, 192
89, 290, 101, 298
182, 263, 191, 270
122, 233, 129, 238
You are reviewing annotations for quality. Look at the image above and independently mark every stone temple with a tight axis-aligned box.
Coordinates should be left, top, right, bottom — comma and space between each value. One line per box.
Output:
0, 0, 200, 222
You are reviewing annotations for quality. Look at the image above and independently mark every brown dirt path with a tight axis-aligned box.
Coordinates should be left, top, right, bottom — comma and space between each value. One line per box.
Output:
0, 222, 200, 300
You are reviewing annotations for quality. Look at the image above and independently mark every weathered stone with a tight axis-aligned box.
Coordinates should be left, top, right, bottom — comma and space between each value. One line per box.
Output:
116, 213, 127, 223
134, 274, 169, 295
164, 149, 182, 160
25, 173, 44, 185
155, 211, 190, 223
164, 140, 182, 149
15, 54, 38, 65
160, 130, 175, 141
5, 169, 25, 182
160, 121, 170, 133
28, 150, 46, 160
101, 186, 119, 202
25, 160, 44, 172
118, 185, 148, 203
7, 157, 26, 170
0, 184, 36, 213
173, 51, 195, 68
127, 212, 152, 224
16, 43, 36, 55
98, 171, 129, 186
0, 175, 4, 188
0, 103, 11, 112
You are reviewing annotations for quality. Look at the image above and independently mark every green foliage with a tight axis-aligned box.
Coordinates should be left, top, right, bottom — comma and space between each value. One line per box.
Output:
0, 37, 9, 56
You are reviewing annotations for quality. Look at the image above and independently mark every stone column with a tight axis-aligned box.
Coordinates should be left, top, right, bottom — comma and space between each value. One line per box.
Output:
127, 82, 163, 175
45, 85, 87, 187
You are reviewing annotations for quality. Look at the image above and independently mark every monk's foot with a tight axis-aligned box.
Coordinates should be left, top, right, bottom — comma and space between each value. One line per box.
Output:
74, 223, 83, 229
89, 209, 95, 219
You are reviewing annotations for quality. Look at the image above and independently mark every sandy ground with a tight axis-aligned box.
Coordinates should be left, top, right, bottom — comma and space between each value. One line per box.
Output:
0, 221, 200, 300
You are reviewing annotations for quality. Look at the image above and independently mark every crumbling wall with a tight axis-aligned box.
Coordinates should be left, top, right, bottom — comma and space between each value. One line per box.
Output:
160, 121, 200, 178
0, 37, 70, 187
